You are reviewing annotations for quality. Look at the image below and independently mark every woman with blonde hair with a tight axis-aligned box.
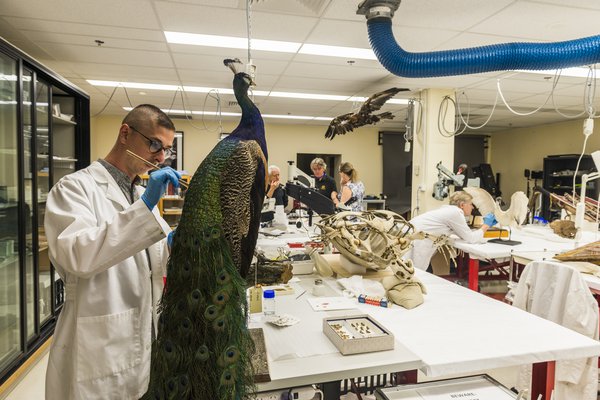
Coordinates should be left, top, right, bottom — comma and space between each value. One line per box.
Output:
333, 162, 365, 212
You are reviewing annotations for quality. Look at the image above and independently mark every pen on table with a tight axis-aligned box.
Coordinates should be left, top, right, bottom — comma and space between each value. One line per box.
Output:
126, 149, 189, 188
295, 290, 306, 300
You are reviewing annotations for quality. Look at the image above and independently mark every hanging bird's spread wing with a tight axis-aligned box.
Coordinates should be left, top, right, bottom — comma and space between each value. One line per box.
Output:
507, 191, 529, 226
325, 87, 409, 140
358, 87, 407, 116
463, 187, 497, 216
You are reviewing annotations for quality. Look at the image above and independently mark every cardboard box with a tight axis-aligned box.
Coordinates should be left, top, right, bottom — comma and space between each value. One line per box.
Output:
323, 314, 394, 355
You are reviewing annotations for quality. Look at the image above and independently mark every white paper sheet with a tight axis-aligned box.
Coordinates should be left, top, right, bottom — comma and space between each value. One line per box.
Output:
306, 296, 358, 311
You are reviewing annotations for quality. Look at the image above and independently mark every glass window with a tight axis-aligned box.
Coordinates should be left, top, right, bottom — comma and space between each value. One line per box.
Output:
0, 52, 22, 369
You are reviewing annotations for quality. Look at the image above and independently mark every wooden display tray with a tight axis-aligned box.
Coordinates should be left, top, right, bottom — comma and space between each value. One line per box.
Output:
323, 314, 394, 355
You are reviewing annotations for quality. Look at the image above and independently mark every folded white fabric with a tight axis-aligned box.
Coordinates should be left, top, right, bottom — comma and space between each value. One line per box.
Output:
337, 275, 386, 298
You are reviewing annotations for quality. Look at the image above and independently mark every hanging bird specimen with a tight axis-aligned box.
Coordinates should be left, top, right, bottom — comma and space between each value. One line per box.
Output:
325, 87, 409, 140
142, 58, 268, 400
463, 187, 529, 228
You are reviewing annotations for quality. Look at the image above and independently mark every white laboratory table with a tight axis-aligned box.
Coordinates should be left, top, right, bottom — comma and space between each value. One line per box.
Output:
510, 249, 600, 293
251, 268, 600, 400
452, 225, 599, 291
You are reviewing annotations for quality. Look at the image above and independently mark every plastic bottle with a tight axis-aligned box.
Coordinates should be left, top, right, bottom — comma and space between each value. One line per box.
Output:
262, 289, 276, 315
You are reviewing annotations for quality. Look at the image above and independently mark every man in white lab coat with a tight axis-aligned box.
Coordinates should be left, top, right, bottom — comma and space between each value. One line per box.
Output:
44, 104, 181, 400
406, 191, 496, 271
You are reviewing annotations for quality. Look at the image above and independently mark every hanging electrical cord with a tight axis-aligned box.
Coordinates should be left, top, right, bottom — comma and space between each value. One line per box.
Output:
91, 85, 119, 118
122, 86, 134, 108
437, 95, 468, 137
572, 131, 592, 200
497, 75, 556, 116
456, 90, 500, 131
200, 89, 223, 133
166, 87, 180, 115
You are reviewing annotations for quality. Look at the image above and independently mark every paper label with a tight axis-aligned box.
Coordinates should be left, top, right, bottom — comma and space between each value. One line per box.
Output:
249, 286, 263, 314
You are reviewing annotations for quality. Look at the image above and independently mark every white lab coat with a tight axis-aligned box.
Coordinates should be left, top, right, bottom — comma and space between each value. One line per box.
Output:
44, 161, 171, 400
405, 205, 485, 270
513, 261, 599, 400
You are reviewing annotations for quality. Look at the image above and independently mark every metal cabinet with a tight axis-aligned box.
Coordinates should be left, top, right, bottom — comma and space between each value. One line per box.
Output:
0, 37, 89, 383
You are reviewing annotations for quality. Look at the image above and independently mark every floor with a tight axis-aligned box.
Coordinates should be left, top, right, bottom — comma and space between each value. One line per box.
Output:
2, 352, 48, 400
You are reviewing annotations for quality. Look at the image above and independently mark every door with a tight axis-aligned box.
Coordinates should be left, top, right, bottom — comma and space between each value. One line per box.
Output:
0, 51, 22, 370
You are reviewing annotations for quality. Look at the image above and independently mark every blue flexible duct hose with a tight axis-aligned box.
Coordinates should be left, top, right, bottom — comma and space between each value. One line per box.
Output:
368, 18, 600, 78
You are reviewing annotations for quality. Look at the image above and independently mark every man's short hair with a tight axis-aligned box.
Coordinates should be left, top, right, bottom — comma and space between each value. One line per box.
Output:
449, 191, 473, 206
122, 104, 175, 132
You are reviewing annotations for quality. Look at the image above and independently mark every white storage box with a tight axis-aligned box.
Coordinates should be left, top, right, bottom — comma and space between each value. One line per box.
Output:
323, 314, 394, 355
375, 375, 517, 399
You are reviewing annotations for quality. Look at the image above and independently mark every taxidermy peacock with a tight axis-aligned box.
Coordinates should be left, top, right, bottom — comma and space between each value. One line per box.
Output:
142, 58, 267, 400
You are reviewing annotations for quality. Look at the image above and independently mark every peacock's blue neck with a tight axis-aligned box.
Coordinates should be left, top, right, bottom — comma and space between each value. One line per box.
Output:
232, 89, 268, 159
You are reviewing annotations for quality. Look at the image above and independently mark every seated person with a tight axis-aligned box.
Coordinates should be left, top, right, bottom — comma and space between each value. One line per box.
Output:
406, 191, 496, 271
333, 162, 365, 212
266, 164, 288, 207
310, 157, 337, 199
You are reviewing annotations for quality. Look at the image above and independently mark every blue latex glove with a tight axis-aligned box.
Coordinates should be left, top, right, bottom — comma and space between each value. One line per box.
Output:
141, 167, 181, 210
483, 213, 497, 226
167, 230, 175, 248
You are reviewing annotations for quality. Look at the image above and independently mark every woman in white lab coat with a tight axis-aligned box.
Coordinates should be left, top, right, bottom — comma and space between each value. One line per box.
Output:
44, 105, 181, 400
406, 191, 496, 271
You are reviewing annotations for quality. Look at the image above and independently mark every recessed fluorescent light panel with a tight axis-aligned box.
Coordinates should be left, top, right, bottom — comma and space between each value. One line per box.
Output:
122, 107, 331, 121
299, 44, 376, 60
514, 67, 599, 78
96, 81, 409, 109
165, 31, 301, 53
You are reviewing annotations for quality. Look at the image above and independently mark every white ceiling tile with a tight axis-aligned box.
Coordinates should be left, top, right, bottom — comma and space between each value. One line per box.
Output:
21, 31, 168, 52
1, 0, 160, 29
36, 43, 174, 68
306, 19, 370, 47
392, 0, 516, 31
470, 1, 600, 40
3, 17, 165, 41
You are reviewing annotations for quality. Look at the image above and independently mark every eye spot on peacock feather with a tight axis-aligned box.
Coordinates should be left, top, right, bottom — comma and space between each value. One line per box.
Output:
219, 367, 237, 386
218, 345, 240, 367
195, 344, 210, 362
212, 316, 226, 331
166, 377, 178, 392
210, 227, 221, 238
177, 300, 186, 312
217, 271, 231, 285
202, 230, 212, 242
179, 374, 189, 390
212, 290, 230, 306
163, 340, 174, 354
204, 305, 219, 320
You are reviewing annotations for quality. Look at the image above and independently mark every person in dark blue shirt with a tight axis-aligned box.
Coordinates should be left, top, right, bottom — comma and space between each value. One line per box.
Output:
310, 157, 337, 200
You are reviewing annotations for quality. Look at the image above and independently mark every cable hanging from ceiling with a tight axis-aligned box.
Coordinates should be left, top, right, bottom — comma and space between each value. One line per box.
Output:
436, 66, 600, 136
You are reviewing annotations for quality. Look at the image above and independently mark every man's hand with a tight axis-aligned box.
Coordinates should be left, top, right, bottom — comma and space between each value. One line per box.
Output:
141, 167, 181, 210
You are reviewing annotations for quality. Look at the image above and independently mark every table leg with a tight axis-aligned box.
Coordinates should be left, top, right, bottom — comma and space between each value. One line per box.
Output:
468, 258, 479, 291
321, 381, 341, 400
531, 361, 555, 400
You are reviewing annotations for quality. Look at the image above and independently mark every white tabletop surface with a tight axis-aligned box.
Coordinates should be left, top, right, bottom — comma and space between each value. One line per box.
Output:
452, 225, 600, 261
252, 268, 600, 391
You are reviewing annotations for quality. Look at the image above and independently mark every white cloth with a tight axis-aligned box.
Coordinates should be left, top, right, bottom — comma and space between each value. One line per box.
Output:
406, 205, 485, 270
44, 161, 171, 400
513, 261, 599, 400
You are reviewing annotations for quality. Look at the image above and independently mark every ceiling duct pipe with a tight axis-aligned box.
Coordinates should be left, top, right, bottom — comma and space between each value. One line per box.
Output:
357, 0, 600, 78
